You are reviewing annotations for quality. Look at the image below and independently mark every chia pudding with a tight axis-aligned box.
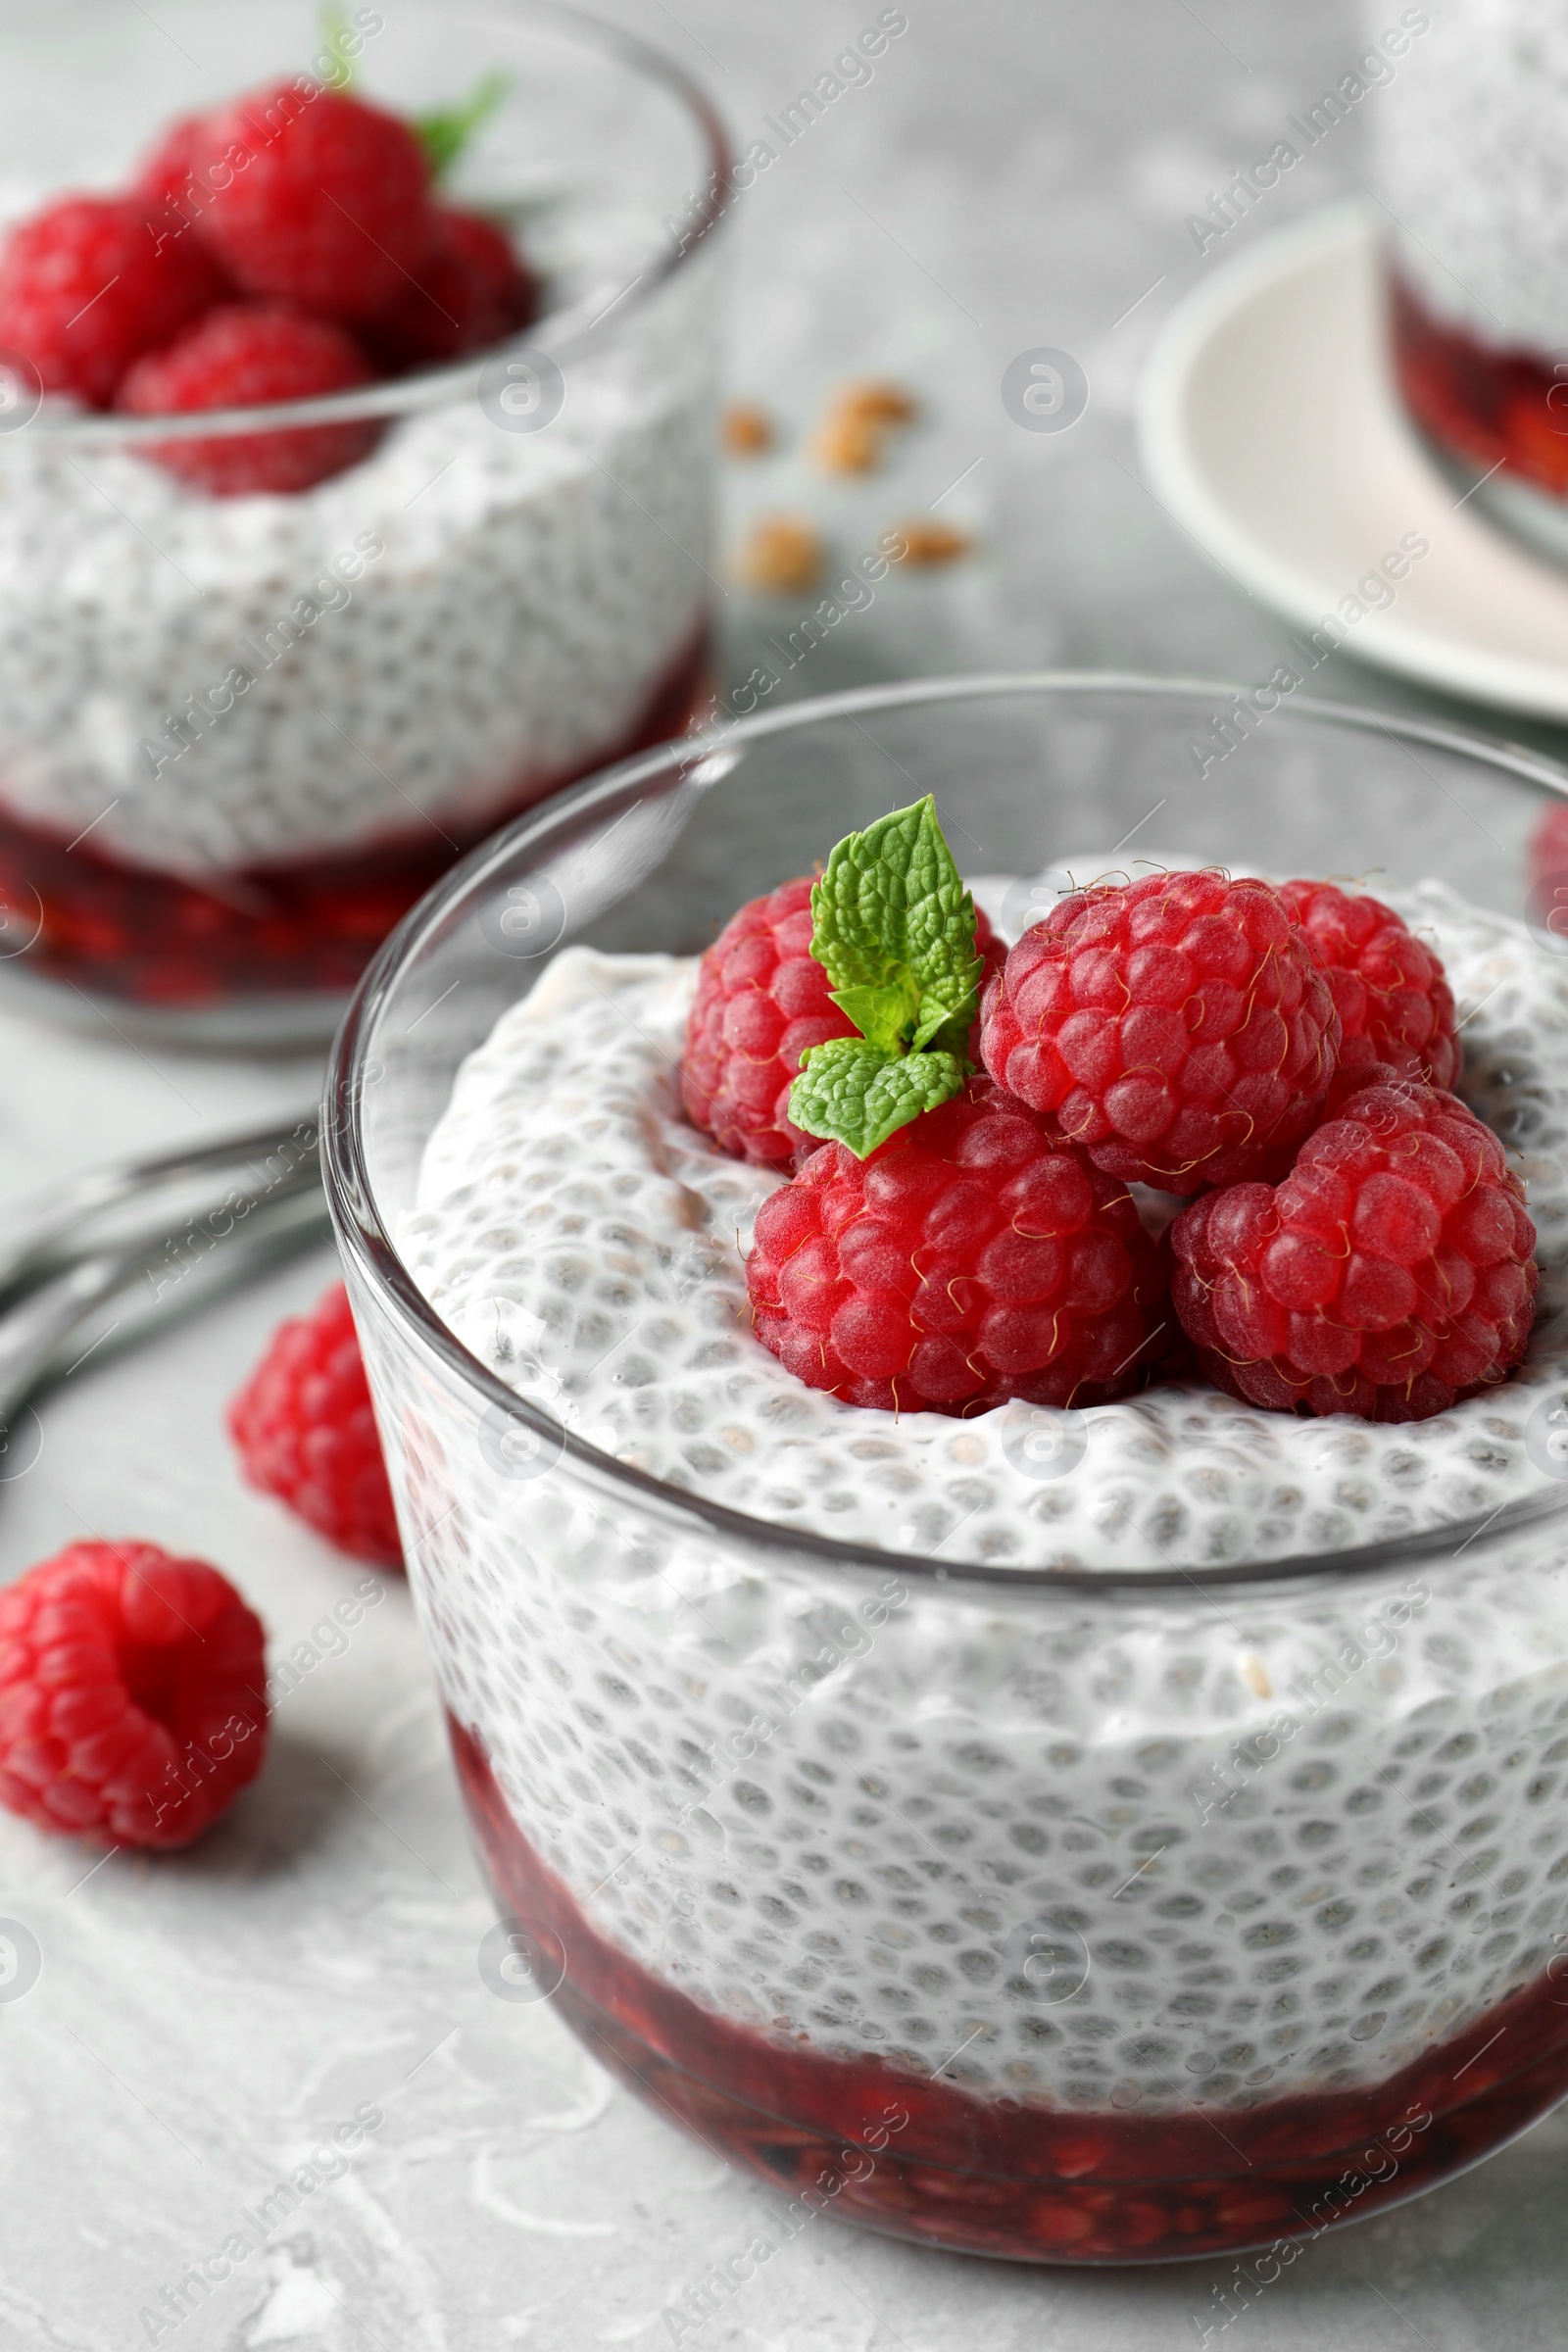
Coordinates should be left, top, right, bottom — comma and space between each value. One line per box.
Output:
1372, 0, 1568, 545
0, 265, 715, 1015
377, 862, 1568, 2262
0, 1, 727, 1027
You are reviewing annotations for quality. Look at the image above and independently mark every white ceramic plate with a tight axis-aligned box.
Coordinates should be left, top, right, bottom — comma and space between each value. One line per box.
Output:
1138, 202, 1568, 722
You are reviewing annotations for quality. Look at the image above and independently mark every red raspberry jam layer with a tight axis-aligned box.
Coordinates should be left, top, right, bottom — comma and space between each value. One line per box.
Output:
1390, 273, 1568, 500
0, 630, 709, 1010
454, 1718, 1568, 2264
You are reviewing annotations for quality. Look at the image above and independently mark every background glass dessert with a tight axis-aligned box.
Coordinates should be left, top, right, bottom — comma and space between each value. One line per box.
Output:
1372, 0, 1568, 564
0, 0, 726, 1043
326, 676, 1568, 2266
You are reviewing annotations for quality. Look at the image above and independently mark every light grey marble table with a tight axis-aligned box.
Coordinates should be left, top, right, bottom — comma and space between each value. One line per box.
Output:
4, 3, 1565, 2347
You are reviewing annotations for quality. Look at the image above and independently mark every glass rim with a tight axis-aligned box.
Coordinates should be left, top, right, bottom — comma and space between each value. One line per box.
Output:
0, 0, 731, 448
322, 668, 1568, 1599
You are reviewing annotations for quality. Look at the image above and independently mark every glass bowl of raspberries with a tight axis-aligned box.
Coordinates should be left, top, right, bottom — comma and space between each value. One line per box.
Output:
0, 0, 725, 1041
324, 672, 1568, 2266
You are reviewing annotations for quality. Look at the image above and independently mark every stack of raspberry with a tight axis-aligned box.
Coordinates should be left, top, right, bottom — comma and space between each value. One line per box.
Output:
686, 859, 1538, 1425
0, 69, 536, 495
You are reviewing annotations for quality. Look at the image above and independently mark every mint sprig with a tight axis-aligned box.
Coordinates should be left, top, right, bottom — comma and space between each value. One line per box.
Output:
787, 796, 981, 1157
415, 68, 512, 181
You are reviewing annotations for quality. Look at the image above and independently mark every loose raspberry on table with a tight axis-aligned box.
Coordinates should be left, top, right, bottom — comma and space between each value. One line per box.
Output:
180, 82, 432, 323
362, 206, 537, 370
1279, 878, 1459, 1088
1168, 1074, 1538, 1422
228, 1283, 402, 1566
0, 194, 224, 406
682, 878, 1003, 1166
980, 869, 1342, 1193
0, 1541, 268, 1847
747, 1078, 1167, 1412
117, 303, 378, 495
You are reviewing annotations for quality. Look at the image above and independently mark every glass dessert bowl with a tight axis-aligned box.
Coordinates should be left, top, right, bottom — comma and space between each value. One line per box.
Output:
324, 675, 1568, 2266
1372, 0, 1568, 564
0, 0, 725, 1043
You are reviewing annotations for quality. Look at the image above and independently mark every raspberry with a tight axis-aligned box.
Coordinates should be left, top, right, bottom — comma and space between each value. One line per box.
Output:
0, 1541, 268, 1847
1169, 1075, 1538, 1422
228, 1283, 402, 1565
1279, 878, 1459, 1088
117, 303, 378, 495
980, 870, 1342, 1193
180, 82, 432, 323
746, 1078, 1166, 1412
362, 206, 537, 371
0, 194, 224, 406
683, 878, 1003, 1166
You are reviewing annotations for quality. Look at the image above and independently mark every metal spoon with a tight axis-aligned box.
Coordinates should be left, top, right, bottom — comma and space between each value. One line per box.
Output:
0, 1110, 322, 1304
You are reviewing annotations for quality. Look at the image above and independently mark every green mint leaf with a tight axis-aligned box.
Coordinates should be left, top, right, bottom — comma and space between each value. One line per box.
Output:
919, 1000, 983, 1061
789, 796, 983, 1155
811, 795, 982, 1057
789, 1037, 967, 1158
415, 67, 512, 181
826, 976, 919, 1054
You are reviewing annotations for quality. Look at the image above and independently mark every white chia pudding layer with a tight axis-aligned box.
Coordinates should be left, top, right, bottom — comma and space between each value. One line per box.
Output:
415, 1514, 1568, 2112
1373, 0, 1568, 351
384, 876, 1568, 2110
0, 280, 713, 879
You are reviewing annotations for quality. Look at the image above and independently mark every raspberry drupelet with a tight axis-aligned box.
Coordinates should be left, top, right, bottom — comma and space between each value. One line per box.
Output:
1168, 1074, 1537, 1422
682, 878, 1003, 1166
747, 1078, 1167, 1413
0, 1541, 269, 1847
980, 870, 1343, 1194
1279, 879, 1460, 1089
228, 1284, 402, 1566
